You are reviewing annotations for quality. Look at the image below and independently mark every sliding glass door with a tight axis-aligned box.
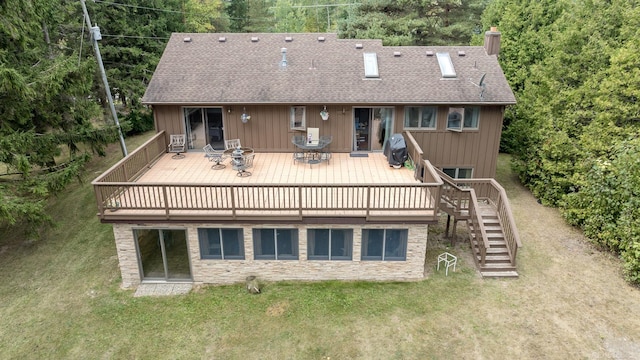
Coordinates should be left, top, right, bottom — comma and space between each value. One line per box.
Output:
183, 108, 224, 150
135, 229, 191, 281
353, 107, 394, 152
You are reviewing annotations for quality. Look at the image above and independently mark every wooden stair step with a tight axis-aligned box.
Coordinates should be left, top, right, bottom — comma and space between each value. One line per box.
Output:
488, 240, 507, 247
480, 263, 516, 271
481, 271, 519, 278
485, 254, 512, 262
483, 225, 502, 232
486, 247, 508, 254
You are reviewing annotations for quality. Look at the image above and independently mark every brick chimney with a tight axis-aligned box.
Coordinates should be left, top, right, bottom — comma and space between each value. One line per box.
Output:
484, 26, 501, 56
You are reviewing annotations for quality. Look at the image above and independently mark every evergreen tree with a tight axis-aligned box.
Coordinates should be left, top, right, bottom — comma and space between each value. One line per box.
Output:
338, 0, 488, 46
0, 0, 119, 231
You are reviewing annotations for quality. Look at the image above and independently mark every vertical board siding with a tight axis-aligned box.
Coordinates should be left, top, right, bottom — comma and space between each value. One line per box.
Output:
152, 104, 504, 178
407, 105, 504, 178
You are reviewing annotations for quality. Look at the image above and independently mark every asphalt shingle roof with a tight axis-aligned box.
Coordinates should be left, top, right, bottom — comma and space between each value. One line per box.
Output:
142, 33, 516, 105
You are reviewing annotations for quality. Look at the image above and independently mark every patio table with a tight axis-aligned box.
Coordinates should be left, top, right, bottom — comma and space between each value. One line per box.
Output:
292, 136, 330, 165
223, 147, 254, 157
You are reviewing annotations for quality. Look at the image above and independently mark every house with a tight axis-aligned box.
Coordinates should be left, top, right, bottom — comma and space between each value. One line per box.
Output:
93, 30, 520, 289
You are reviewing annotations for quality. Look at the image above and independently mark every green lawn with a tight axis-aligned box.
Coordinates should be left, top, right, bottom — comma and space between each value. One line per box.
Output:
1, 135, 639, 359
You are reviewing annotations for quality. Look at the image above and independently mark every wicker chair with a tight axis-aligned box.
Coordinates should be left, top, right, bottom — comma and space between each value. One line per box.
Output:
203, 144, 227, 169
168, 134, 186, 159
235, 153, 255, 177
319, 135, 333, 164
224, 138, 241, 150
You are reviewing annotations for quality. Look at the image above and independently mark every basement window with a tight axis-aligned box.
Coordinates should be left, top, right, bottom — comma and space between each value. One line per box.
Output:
198, 228, 245, 260
361, 229, 407, 261
253, 228, 299, 260
442, 168, 473, 179
307, 229, 354, 261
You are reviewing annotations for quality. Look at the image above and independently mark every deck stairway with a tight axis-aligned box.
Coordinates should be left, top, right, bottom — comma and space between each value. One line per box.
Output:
469, 203, 519, 278
436, 169, 521, 278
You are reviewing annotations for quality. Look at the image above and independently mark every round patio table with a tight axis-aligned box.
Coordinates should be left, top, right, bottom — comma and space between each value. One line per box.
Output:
223, 147, 254, 157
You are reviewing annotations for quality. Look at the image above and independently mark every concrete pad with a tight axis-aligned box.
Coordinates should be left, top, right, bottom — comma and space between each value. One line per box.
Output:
134, 283, 193, 297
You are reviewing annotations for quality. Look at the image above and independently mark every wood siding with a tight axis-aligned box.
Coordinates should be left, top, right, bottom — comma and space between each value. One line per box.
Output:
404, 106, 504, 178
153, 104, 504, 178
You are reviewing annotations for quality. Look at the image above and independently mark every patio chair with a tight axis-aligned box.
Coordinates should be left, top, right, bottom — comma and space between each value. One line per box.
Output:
292, 135, 306, 164
437, 252, 457, 276
236, 153, 255, 177
319, 135, 333, 164
224, 138, 242, 150
203, 144, 227, 170
168, 134, 186, 159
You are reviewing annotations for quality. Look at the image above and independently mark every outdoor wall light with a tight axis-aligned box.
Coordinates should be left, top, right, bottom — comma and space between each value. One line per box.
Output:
227, 107, 232, 113
241, 107, 251, 123
320, 105, 329, 121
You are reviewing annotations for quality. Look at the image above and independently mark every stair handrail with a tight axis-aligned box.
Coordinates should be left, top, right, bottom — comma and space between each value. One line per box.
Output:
488, 179, 522, 247
489, 179, 522, 264
446, 177, 522, 265
467, 188, 489, 266
435, 168, 490, 266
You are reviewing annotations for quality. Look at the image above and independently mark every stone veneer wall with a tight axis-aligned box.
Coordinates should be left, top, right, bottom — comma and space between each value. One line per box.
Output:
112, 223, 428, 289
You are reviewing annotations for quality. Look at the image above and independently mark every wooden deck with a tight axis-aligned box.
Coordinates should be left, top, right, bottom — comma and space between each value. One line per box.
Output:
92, 133, 442, 223
138, 151, 420, 185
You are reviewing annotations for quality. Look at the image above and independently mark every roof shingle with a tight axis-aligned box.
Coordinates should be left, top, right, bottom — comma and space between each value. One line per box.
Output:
142, 33, 516, 105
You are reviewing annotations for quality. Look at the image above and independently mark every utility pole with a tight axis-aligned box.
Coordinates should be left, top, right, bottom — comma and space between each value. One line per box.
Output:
80, 0, 128, 157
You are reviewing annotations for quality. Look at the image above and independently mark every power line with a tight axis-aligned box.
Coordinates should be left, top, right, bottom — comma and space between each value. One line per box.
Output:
100, 34, 170, 40
269, 3, 358, 9
93, 0, 238, 19
94, 0, 183, 14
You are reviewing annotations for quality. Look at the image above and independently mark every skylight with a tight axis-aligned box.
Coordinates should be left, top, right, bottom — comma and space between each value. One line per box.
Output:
363, 53, 379, 78
436, 52, 456, 78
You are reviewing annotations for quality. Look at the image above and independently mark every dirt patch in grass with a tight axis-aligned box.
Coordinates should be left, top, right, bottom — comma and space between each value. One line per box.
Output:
266, 300, 290, 317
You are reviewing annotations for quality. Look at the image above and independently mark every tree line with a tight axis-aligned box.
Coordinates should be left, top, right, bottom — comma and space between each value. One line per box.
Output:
481, 0, 640, 284
0, 0, 485, 232
3, 0, 637, 285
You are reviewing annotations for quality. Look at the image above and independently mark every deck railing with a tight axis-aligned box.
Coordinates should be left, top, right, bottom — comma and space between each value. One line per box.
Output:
92, 131, 442, 221
447, 177, 522, 266
94, 131, 167, 183
435, 169, 490, 266
93, 182, 441, 221
404, 131, 425, 182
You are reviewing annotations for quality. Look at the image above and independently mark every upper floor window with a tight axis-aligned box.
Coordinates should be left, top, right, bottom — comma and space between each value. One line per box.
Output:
361, 229, 408, 261
198, 228, 245, 260
404, 106, 437, 129
290, 106, 306, 130
253, 228, 299, 260
307, 229, 353, 260
447, 107, 480, 131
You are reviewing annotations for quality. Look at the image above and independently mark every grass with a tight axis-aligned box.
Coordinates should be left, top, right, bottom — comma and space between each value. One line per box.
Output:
1, 138, 640, 359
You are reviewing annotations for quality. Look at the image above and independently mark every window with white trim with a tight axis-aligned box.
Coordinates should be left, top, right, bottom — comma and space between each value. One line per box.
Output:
198, 228, 244, 259
361, 229, 408, 261
290, 106, 306, 130
307, 229, 353, 260
447, 106, 480, 131
404, 106, 437, 129
253, 228, 299, 260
